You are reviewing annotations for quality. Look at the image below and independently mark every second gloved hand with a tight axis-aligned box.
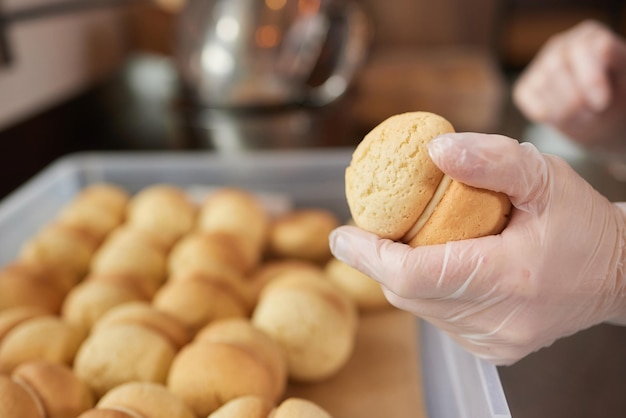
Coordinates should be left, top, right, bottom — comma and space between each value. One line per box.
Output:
513, 20, 626, 152
330, 133, 626, 365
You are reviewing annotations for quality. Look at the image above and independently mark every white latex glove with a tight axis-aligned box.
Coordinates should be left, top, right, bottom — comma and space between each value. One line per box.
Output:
513, 20, 626, 153
330, 133, 626, 365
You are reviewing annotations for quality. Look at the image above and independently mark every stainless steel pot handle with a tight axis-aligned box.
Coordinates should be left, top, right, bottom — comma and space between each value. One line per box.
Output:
305, 1, 369, 107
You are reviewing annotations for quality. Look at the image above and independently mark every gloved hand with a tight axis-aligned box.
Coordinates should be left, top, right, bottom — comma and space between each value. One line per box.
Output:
513, 20, 626, 153
330, 133, 626, 365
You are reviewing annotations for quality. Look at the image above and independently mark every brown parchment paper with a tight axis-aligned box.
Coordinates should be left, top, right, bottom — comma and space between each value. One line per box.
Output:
285, 309, 428, 418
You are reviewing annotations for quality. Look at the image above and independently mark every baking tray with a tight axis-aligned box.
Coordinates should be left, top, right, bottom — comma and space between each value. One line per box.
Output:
0, 149, 511, 418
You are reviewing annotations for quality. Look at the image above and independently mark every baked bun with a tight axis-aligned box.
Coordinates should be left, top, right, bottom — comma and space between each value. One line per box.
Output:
272, 398, 332, 418
77, 409, 143, 418
70, 183, 130, 219
207, 395, 274, 418
126, 184, 196, 248
57, 184, 129, 243
194, 318, 287, 401
19, 223, 98, 280
152, 273, 248, 335
92, 302, 190, 351
87, 272, 158, 300
197, 188, 270, 272
0, 262, 68, 313
167, 343, 278, 417
90, 227, 167, 291
73, 323, 176, 399
0, 306, 50, 342
206, 396, 334, 418
96, 382, 195, 418
12, 360, 94, 418
247, 260, 323, 305
168, 231, 248, 278
0, 374, 44, 418
61, 280, 146, 333
267, 209, 340, 264
103, 226, 170, 257
0, 316, 85, 373
345, 111, 511, 246
324, 257, 389, 311
252, 271, 358, 382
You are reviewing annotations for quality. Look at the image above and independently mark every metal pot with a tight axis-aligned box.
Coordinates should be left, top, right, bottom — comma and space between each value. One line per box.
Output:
174, 0, 369, 108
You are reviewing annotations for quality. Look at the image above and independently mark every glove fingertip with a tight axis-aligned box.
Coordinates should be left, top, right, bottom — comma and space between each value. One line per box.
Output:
328, 225, 370, 266
427, 133, 540, 200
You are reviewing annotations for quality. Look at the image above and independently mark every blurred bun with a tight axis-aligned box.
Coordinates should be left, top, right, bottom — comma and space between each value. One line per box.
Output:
267, 209, 339, 264
197, 188, 270, 272
207, 396, 274, 418
167, 343, 276, 417
12, 360, 94, 418
0, 374, 44, 418
0, 263, 68, 313
252, 271, 357, 382
19, 224, 98, 281
74, 324, 176, 399
0, 316, 84, 373
126, 184, 196, 248
325, 258, 389, 311
272, 398, 332, 418
97, 382, 195, 418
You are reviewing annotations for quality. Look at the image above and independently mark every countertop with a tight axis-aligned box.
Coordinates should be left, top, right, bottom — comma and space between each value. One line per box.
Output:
2, 53, 626, 418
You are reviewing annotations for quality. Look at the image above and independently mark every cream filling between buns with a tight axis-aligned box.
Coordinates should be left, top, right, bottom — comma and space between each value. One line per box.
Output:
12, 375, 48, 418
401, 174, 453, 244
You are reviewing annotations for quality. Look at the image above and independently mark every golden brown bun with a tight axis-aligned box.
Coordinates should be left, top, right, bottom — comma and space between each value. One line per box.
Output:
61, 281, 145, 333
345, 111, 511, 245
96, 382, 195, 418
207, 395, 274, 418
252, 272, 358, 382
198, 188, 270, 272
90, 226, 167, 290
6, 261, 75, 294
167, 340, 278, 417
246, 260, 323, 304
93, 302, 190, 351
19, 223, 98, 280
77, 409, 143, 418
0, 374, 44, 418
406, 179, 511, 246
168, 231, 248, 277
86, 272, 158, 301
126, 184, 196, 248
74, 323, 176, 399
267, 209, 339, 264
12, 360, 94, 418
73, 183, 130, 219
198, 188, 269, 246
0, 263, 66, 313
324, 257, 389, 311
195, 317, 287, 401
57, 195, 124, 244
0, 306, 50, 343
153, 275, 248, 335
103, 226, 170, 257
0, 316, 85, 374
271, 398, 332, 418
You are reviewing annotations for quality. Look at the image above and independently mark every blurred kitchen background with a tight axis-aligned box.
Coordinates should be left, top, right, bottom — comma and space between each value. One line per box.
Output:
3, 2, 626, 418
0, 0, 624, 199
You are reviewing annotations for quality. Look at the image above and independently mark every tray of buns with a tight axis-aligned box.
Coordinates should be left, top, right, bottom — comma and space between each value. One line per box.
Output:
0, 149, 510, 418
